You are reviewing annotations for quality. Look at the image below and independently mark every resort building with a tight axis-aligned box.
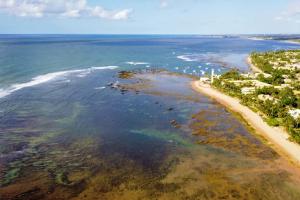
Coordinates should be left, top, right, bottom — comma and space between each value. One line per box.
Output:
241, 87, 256, 95
258, 94, 274, 101
199, 77, 210, 84
289, 109, 300, 119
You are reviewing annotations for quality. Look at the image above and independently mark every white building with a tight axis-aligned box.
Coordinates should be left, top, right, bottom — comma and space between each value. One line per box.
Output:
258, 94, 274, 101
199, 77, 210, 84
241, 87, 256, 95
288, 109, 300, 119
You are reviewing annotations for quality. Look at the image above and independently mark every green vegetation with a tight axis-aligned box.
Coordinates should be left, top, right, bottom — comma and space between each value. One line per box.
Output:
256, 70, 285, 85
1, 168, 20, 186
255, 86, 279, 96
212, 70, 244, 97
219, 69, 244, 80
212, 50, 300, 143
291, 40, 300, 44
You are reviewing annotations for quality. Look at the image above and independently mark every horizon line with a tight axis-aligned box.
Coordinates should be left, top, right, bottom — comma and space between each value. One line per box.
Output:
0, 33, 299, 36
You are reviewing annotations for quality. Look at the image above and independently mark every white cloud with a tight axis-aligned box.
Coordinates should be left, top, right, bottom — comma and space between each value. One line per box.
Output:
160, 0, 168, 8
90, 6, 132, 20
0, 0, 132, 20
286, 1, 300, 16
275, 0, 300, 23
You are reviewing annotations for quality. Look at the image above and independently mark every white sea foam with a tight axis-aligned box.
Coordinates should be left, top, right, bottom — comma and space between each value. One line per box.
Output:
0, 66, 119, 99
126, 62, 149, 65
91, 66, 119, 70
247, 37, 265, 41
177, 55, 198, 62
58, 79, 71, 83
76, 70, 91, 78
95, 86, 106, 90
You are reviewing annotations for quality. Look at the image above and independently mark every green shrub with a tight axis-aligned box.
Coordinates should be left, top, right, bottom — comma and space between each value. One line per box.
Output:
266, 118, 280, 126
279, 87, 297, 107
220, 69, 242, 80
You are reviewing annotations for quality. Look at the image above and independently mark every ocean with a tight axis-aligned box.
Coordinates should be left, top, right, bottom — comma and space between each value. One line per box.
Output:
1, 35, 300, 200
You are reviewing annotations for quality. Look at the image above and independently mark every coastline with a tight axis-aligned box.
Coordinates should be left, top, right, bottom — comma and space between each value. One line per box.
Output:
246, 56, 262, 73
282, 40, 300, 45
191, 81, 300, 165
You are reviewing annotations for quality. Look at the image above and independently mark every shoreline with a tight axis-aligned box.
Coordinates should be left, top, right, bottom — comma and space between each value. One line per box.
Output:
191, 81, 300, 165
281, 40, 300, 45
246, 56, 262, 73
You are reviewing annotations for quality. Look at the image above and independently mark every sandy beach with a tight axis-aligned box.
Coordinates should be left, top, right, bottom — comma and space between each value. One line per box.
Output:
247, 56, 262, 73
191, 81, 300, 165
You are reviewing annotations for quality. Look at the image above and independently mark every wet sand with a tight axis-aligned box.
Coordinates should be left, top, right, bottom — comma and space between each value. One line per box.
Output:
191, 81, 300, 165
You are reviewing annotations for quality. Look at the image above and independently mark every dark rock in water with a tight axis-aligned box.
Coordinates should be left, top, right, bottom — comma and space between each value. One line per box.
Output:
167, 107, 174, 111
120, 87, 128, 95
120, 88, 128, 93
155, 102, 159, 104
107, 81, 120, 89
118, 71, 135, 79
170, 120, 181, 129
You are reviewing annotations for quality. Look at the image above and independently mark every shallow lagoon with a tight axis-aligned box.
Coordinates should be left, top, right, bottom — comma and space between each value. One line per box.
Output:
1, 68, 300, 200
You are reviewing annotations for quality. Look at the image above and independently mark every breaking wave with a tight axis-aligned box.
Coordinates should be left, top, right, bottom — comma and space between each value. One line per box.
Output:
177, 55, 199, 62
126, 61, 149, 65
0, 66, 119, 99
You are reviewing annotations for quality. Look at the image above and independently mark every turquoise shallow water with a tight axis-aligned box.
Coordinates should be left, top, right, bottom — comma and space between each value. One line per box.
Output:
1, 35, 300, 199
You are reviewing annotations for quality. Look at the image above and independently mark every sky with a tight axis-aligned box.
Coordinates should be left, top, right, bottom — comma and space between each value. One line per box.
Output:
0, 0, 299, 34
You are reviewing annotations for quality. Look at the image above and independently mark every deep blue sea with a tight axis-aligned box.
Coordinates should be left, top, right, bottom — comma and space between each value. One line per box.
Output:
1, 35, 300, 200
0, 35, 299, 92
